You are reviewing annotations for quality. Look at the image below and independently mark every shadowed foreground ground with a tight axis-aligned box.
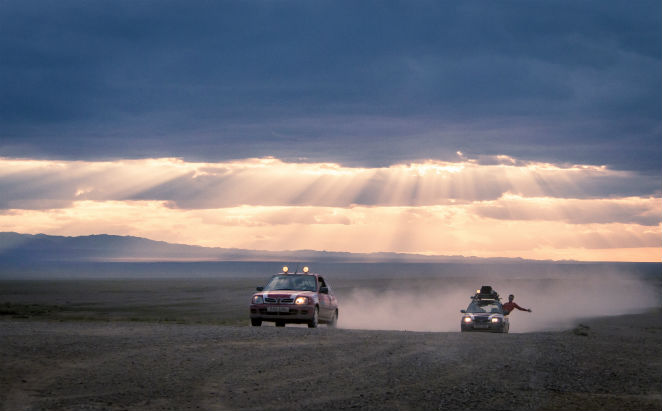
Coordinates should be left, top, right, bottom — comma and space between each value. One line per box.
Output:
1, 311, 661, 411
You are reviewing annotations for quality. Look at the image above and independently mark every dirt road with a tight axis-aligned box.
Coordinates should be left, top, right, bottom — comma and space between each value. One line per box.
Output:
2, 311, 661, 411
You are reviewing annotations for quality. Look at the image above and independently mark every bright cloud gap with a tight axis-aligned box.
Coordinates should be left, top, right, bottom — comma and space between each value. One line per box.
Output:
0, 156, 658, 210
0, 156, 660, 262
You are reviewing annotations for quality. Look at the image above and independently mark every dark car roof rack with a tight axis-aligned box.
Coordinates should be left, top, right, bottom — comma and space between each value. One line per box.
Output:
471, 285, 501, 302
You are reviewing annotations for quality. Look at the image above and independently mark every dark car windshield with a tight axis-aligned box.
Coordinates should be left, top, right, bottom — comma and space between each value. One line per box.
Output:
466, 300, 503, 314
263, 275, 317, 292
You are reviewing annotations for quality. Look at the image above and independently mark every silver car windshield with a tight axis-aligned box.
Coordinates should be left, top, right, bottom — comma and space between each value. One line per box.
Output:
466, 301, 503, 314
263, 275, 317, 292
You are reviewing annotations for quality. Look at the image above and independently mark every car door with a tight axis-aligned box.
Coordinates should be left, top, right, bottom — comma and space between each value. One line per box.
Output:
325, 283, 338, 315
317, 276, 333, 320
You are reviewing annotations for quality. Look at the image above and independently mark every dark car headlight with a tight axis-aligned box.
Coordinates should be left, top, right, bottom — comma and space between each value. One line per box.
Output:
462, 316, 473, 323
491, 317, 500, 323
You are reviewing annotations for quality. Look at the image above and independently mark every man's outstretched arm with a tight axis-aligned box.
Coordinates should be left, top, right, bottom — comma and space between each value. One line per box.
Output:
513, 303, 532, 312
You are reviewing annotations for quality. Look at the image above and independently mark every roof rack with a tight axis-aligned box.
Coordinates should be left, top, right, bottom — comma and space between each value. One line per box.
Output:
471, 285, 501, 301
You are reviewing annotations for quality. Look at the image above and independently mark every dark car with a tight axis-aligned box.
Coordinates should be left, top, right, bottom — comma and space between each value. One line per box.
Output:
249, 266, 339, 328
460, 286, 509, 333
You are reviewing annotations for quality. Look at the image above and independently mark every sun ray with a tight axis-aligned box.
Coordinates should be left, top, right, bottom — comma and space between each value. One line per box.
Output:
0, 156, 659, 261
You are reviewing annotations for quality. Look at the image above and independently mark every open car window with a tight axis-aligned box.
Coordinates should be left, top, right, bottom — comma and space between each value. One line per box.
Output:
318, 276, 327, 291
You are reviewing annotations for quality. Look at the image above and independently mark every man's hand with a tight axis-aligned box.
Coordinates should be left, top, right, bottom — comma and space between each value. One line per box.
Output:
527, 308, 532, 313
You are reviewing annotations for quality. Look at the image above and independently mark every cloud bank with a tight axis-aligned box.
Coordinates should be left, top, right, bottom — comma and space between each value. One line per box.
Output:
0, 1, 660, 172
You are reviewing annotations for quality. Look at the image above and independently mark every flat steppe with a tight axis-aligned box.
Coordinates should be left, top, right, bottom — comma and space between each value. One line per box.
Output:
1, 273, 660, 410
2, 310, 661, 411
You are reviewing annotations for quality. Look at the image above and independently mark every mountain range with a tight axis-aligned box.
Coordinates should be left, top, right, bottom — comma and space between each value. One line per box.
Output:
0, 232, 520, 263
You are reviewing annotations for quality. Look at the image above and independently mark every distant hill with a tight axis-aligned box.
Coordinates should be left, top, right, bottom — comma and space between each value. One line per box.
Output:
1, 232, 659, 281
0, 232, 520, 263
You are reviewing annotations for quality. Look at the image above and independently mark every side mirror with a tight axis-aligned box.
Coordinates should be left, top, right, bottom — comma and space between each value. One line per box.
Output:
256, 286, 263, 291
319, 287, 329, 294
460, 310, 466, 313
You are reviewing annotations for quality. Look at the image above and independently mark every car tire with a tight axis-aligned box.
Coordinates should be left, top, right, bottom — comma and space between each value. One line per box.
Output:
308, 306, 319, 328
327, 310, 338, 328
275, 321, 285, 327
251, 318, 262, 327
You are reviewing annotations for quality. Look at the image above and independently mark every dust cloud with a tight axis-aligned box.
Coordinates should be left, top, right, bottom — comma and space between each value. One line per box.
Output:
336, 271, 660, 333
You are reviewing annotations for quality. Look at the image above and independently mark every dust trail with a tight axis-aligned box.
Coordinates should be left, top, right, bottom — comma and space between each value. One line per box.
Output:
337, 271, 660, 333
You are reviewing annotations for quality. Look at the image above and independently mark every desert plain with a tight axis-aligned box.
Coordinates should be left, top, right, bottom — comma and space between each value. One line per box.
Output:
1, 266, 661, 411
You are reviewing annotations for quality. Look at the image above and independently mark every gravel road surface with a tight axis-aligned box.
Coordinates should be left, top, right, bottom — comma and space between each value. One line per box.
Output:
2, 311, 661, 411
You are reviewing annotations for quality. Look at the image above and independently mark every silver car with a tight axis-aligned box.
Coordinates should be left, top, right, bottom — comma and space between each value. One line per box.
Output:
460, 286, 509, 333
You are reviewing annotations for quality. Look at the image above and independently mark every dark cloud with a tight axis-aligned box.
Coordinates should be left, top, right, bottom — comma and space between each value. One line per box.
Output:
0, 1, 660, 172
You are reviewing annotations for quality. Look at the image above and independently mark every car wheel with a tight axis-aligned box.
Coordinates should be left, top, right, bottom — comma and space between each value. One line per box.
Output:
308, 306, 319, 328
327, 310, 338, 328
275, 321, 285, 327
250, 318, 262, 327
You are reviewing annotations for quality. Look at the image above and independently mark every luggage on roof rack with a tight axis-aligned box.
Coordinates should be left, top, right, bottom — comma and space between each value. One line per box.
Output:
473, 285, 500, 301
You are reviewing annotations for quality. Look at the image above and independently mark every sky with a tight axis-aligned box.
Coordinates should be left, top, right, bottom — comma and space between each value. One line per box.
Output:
0, 1, 660, 262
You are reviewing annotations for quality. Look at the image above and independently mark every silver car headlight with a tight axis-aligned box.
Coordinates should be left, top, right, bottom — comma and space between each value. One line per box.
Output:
252, 295, 263, 304
491, 317, 500, 323
295, 296, 308, 305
